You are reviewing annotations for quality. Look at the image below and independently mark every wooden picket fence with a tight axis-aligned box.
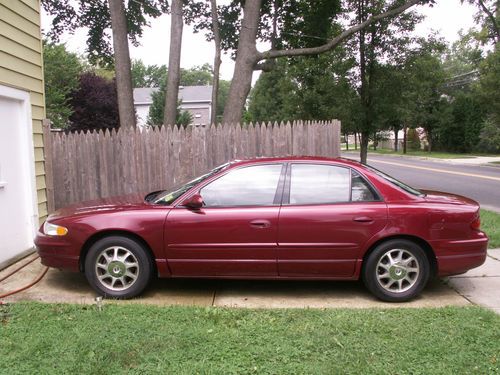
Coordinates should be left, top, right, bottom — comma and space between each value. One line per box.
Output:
43, 120, 341, 210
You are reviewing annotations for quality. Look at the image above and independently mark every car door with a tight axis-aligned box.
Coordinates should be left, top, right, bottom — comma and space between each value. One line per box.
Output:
277, 163, 388, 277
165, 163, 285, 277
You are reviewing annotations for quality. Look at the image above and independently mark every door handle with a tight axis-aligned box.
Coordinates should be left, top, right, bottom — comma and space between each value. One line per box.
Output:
250, 220, 271, 228
353, 216, 374, 223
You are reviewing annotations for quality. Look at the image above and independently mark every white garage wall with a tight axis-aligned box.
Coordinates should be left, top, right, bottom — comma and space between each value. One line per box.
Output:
0, 85, 39, 269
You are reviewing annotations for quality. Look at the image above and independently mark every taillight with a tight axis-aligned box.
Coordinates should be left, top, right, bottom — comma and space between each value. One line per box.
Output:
470, 217, 481, 230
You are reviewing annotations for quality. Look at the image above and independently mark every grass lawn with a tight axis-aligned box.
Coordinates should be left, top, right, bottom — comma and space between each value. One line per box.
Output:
1, 303, 499, 374
482, 209, 500, 249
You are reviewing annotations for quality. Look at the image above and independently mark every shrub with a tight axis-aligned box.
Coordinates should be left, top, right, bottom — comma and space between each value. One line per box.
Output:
476, 118, 500, 153
407, 128, 421, 150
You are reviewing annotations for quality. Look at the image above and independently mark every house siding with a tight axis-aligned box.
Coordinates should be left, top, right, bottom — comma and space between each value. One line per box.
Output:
0, 0, 47, 222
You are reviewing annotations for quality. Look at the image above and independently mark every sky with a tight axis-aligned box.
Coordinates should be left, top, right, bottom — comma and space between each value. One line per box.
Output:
41, 0, 478, 82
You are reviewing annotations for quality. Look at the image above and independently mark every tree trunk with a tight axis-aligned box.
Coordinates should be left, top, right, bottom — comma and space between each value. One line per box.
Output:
108, 0, 136, 128
164, 0, 184, 126
403, 125, 407, 154
345, 133, 349, 151
354, 132, 358, 150
358, 0, 370, 165
394, 127, 399, 152
210, 0, 221, 125
222, 0, 262, 124
427, 128, 432, 152
360, 131, 370, 164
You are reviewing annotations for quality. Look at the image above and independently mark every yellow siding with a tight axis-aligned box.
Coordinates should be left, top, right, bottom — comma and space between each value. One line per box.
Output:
0, 67, 43, 92
1, 51, 43, 79
34, 147, 44, 162
36, 174, 46, 189
30, 91, 43, 107
2, 0, 40, 25
33, 134, 44, 148
0, 35, 42, 66
0, 5, 40, 36
0, 0, 47, 221
35, 161, 45, 176
0, 20, 41, 51
32, 118, 42, 133
32, 105, 44, 120
20, 0, 38, 11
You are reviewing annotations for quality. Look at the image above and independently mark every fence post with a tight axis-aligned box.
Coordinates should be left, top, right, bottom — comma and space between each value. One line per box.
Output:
42, 119, 55, 213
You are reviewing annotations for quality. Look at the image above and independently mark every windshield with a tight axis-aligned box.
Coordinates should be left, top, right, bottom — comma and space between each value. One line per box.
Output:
151, 162, 231, 205
365, 165, 424, 197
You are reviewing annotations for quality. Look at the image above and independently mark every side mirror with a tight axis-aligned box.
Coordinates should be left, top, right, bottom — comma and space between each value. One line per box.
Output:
181, 193, 204, 209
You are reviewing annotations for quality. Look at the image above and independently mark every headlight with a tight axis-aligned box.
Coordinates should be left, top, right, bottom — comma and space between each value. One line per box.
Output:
43, 221, 68, 236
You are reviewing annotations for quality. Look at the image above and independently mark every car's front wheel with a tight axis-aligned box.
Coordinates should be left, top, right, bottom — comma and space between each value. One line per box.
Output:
362, 239, 430, 302
84, 236, 153, 299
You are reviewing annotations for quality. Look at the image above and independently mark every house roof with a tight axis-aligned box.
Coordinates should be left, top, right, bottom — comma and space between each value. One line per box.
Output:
178, 85, 212, 103
133, 88, 159, 105
133, 85, 212, 105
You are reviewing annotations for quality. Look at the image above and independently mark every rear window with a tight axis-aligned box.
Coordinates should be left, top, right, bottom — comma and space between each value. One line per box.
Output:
365, 165, 424, 196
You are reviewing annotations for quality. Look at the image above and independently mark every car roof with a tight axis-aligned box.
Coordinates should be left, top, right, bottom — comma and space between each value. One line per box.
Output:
228, 156, 365, 169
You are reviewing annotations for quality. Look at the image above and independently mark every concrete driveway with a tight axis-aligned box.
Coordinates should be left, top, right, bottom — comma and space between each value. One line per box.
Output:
1, 252, 483, 309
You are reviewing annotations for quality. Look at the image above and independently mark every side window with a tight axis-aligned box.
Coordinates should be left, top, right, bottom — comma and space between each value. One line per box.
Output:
351, 170, 378, 202
200, 164, 283, 207
289, 164, 350, 205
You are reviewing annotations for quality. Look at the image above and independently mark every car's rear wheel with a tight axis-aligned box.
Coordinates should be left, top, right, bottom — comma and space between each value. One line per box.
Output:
362, 239, 430, 302
84, 236, 153, 299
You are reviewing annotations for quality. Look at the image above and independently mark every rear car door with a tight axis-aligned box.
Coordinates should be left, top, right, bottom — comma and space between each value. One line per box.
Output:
165, 163, 285, 276
277, 163, 388, 277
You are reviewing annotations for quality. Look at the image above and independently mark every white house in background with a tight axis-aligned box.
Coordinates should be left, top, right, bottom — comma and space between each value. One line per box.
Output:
133, 85, 213, 128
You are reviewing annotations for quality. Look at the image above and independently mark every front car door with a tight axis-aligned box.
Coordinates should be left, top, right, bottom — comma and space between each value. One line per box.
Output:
277, 163, 388, 277
165, 163, 285, 277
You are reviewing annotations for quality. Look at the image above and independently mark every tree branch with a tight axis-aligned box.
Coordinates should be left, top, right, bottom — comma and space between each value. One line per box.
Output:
258, 0, 423, 61
476, 0, 500, 42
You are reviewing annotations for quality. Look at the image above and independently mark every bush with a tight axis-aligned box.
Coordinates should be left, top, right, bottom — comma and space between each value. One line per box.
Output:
407, 128, 421, 150
68, 72, 119, 132
476, 118, 500, 153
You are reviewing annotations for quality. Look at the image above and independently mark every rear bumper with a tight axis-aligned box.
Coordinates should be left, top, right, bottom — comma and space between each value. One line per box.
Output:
432, 233, 489, 277
35, 231, 81, 272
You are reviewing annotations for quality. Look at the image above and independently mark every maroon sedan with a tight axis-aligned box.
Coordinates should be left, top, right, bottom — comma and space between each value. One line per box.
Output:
35, 157, 488, 301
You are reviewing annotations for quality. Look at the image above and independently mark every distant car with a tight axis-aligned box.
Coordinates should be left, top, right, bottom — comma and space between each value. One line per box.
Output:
35, 157, 488, 302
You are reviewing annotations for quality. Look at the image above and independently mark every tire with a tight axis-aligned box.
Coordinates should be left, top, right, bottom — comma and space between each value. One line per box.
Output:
362, 239, 430, 302
84, 236, 154, 299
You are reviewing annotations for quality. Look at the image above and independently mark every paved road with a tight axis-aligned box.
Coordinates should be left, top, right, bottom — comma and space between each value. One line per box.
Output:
342, 152, 500, 213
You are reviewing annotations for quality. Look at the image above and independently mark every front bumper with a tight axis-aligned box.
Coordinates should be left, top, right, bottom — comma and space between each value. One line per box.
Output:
35, 231, 80, 272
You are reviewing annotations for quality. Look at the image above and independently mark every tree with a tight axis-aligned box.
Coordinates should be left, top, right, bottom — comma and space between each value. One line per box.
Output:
147, 81, 193, 127
476, 46, 500, 123
131, 60, 167, 87
68, 72, 120, 132
404, 40, 447, 152
438, 92, 484, 152
42, 0, 168, 66
477, 118, 500, 153
43, 42, 84, 129
210, 0, 222, 125
164, 0, 184, 126
462, 0, 499, 45
443, 31, 483, 78
145, 64, 229, 125
108, 0, 136, 128
180, 64, 213, 85
219, 0, 424, 125
248, 60, 297, 122
215, 79, 230, 122
42, 0, 168, 128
